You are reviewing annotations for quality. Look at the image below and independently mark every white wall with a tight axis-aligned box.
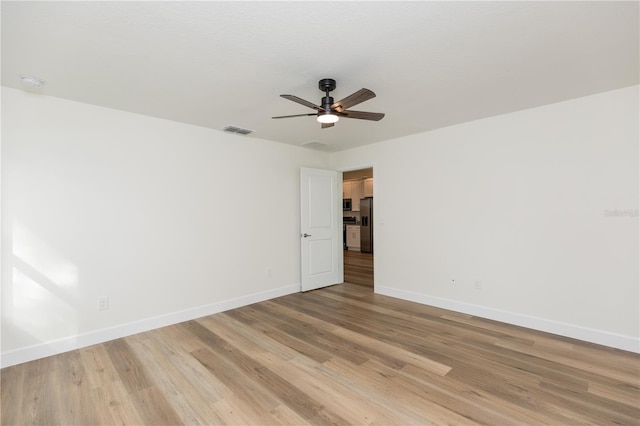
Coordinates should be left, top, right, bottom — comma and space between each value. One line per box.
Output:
1, 88, 330, 366
332, 86, 639, 352
2, 85, 637, 367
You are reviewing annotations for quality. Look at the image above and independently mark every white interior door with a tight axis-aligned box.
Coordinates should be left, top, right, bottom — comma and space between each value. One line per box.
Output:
300, 167, 343, 291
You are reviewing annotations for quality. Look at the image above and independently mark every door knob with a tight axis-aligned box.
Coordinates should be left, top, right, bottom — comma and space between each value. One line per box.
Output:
303, 233, 312, 238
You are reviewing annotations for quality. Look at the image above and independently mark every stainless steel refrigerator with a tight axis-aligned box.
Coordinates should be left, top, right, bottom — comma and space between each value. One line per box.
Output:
360, 197, 373, 253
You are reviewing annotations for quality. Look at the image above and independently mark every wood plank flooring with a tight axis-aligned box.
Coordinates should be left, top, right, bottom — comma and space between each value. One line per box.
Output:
2, 265, 639, 424
344, 249, 373, 287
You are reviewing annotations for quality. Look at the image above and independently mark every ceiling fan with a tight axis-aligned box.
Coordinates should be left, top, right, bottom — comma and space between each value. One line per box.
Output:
272, 78, 385, 128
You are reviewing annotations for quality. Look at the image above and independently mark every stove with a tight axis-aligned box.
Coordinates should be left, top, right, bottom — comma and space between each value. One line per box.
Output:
343, 217, 357, 249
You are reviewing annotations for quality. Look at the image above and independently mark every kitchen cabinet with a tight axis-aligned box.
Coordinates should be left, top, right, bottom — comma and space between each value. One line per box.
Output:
343, 181, 352, 199
364, 178, 373, 197
346, 225, 360, 251
343, 179, 367, 211
351, 180, 364, 211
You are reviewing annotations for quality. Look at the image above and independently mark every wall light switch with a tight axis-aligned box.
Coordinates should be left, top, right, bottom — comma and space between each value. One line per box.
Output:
98, 297, 109, 311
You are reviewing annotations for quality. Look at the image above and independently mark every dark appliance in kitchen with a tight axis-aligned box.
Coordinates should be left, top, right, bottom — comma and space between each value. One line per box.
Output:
343, 198, 352, 211
360, 197, 373, 253
343, 216, 357, 250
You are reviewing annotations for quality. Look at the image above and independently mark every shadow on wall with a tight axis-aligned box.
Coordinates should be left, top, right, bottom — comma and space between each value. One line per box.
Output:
3, 222, 79, 349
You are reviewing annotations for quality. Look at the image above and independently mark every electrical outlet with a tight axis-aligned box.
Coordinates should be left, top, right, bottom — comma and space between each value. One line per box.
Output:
474, 280, 482, 290
97, 297, 109, 311
450, 278, 456, 285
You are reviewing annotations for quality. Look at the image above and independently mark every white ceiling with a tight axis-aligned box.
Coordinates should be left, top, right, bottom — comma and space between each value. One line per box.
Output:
2, 1, 638, 152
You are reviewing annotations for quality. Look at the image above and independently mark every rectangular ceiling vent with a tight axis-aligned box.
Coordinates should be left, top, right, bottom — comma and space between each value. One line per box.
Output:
223, 125, 253, 135
301, 140, 329, 150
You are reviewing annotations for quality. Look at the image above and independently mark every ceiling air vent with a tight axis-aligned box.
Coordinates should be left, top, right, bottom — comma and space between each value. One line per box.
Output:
301, 140, 329, 151
223, 125, 253, 135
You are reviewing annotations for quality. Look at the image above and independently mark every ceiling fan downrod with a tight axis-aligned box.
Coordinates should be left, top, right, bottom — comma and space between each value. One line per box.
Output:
319, 78, 336, 112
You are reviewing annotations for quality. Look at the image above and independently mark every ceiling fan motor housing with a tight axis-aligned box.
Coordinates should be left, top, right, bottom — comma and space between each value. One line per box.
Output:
321, 96, 334, 111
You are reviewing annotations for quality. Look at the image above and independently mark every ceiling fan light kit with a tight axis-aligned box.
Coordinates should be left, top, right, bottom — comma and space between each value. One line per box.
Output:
317, 111, 339, 124
273, 78, 384, 129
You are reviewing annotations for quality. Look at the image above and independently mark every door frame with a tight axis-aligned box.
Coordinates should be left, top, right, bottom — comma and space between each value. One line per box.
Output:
338, 163, 376, 291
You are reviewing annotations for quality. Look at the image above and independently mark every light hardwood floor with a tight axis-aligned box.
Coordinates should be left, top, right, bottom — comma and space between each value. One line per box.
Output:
2, 257, 639, 425
344, 249, 374, 288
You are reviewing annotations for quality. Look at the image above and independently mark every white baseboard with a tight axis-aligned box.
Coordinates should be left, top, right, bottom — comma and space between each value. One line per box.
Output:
1, 283, 300, 368
376, 285, 639, 354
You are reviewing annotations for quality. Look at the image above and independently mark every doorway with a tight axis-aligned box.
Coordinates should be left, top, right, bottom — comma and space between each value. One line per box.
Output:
342, 168, 374, 288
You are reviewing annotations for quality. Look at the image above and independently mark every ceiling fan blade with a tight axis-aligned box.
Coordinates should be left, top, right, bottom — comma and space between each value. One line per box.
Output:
272, 113, 316, 119
280, 94, 322, 111
321, 122, 335, 129
331, 88, 376, 112
337, 110, 385, 121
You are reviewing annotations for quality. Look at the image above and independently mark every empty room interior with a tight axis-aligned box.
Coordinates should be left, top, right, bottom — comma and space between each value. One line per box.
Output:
1, 1, 639, 425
